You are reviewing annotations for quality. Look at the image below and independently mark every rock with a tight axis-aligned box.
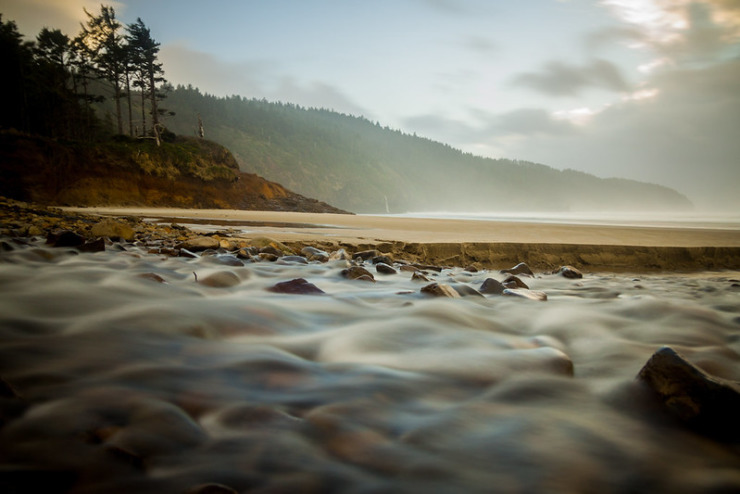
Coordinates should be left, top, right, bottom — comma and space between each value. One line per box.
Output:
421, 283, 461, 298
90, 218, 135, 241
412, 263, 443, 273
259, 245, 283, 257
0, 377, 19, 398
302, 246, 329, 262
400, 265, 420, 273
450, 284, 484, 297
46, 230, 85, 248
464, 265, 479, 273
181, 236, 220, 251
411, 272, 431, 282
279, 255, 309, 264
341, 266, 375, 282
138, 273, 167, 283
372, 254, 394, 265
250, 237, 293, 255
503, 288, 548, 301
480, 278, 505, 295
268, 278, 325, 295
196, 271, 241, 288
375, 262, 398, 275
353, 249, 378, 261
258, 253, 279, 262
501, 262, 534, 277
26, 225, 43, 236
79, 238, 106, 253
212, 255, 244, 267
503, 275, 529, 290
555, 265, 583, 279
637, 346, 740, 441
179, 248, 200, 259
219, 239, 235, 250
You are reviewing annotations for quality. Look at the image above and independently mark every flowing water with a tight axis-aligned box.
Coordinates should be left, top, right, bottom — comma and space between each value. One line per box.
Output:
1, 237, 739, 493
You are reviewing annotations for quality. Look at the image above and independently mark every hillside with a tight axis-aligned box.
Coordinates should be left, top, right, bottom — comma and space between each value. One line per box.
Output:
0, 131, 348, 214
163, 86, 693, 214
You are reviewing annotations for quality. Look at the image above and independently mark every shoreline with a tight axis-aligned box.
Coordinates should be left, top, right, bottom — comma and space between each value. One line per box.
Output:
61, 206, 740, 272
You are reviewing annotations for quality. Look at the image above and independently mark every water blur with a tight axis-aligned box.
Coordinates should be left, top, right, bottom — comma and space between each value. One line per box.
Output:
1, 238, 739, 493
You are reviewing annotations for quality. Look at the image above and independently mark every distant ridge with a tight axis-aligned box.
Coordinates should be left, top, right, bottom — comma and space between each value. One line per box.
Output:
163, 85, 693, 214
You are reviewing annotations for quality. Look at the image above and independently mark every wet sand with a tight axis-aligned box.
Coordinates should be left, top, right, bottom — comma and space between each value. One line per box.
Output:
65, 207, 740, 272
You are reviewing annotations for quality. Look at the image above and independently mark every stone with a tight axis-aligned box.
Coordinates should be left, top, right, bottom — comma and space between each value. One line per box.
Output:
258, 253, 279, 262
341, 266, 375, 282
90, 218, 135, 241
212, 255, 244, 267
329, 248, 350, 261
400, 265, 420, 273
411, 272, 431, 282
450, 284, 484, 297
372, 254, 394, 265
503, 288, 548, 301
555, 265, 583, 279
375, 262, 398, 275
301, 246, 329, 262
464, 265, 479, 273
503, 275, 529, 290
268, 278, 325, 295
279, 255, 309, 264
421, 283, 461, 298
181, 236, 220, 251
179, 248, 200, 259
501, 262, 534, 277
79, 238, 106, 253
197, 271, 241, 288
637, 346, 740, 441
259, 245, 283, 257
46, 230, 85, 248
353, 249, 378, 261
480, 278, 505, 295
250, 237, 293, 255
412, 263, 443, 272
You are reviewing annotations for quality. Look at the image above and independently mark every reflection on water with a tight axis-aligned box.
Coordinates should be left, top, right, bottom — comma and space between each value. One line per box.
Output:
0, 238, 739, 493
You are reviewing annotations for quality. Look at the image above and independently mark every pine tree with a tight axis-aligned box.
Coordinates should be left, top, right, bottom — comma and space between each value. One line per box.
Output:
127, 18, 166, 137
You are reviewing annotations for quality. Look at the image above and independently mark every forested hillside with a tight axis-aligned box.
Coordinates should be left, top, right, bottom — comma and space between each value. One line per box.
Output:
164, 86, 693, 213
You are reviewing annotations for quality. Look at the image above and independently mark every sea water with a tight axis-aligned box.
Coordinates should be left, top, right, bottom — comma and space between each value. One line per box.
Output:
0, 238, 739, 493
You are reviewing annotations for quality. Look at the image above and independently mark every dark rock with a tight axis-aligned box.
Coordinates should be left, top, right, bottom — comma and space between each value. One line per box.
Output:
47, 230, 85, 248
197, 271, 241, 288
79, 238, 106, 253
259, 245, 283, 257
411, 272, 431, 282
464, 265, 479, 273
501, 262, 534, 277
213, 254, 244, 267
179, 248, 200, 259
181, 236, 220, 251
353, 249, 378, 261
421, 283, 461, 298
637, 346, 740, 441
268, 278, 325, 295
1, 241, 14, 251
413, 263, 443, 272
279, 255, 309, 264
503, 288, 548, 301
555, 265, 583, 279
375, 262, 398, 275
503, 275, 529, 290
341, 266, 375, 282
400, 265, 420, 273
480, 278, 505, 295
258, 253, 279, 262
372, 254, 394, 265
91, 218, 135, 241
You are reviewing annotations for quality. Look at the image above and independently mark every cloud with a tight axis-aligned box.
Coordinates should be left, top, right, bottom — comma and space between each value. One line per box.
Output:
511, 59, 631, 96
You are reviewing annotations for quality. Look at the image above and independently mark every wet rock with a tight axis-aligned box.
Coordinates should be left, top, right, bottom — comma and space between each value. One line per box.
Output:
637, 346, 740, 441
421, 283, 461, 298
258, 253, 279, 262
480, 278, 505, 295
237, 247, 258, 259
450, 284, 484, 297
341, 266, 375, 282
279, 255, 309, 264
259, 245, 283, 257
212, 254, 244, 267
196, 271, 241, 288
555, 265, 583, 279
464, 265, 479, 273
250, 237, 293, 255
91, 218, 135, 241
46, 230, 85, 248
181, 236, 220, 251
413, 263, 443, 272
503, 288, 548, 301
372, 254, 394, 265
179, 248, 200, 259
501, 262, 534, 277
411, 272, 431, 282
302, 246, 329, 262
79, 238, 106, 253
268, 278, 325, 295
353, 249, 378, 261
503, 275, 529, 290
375, 262, 398, 275
400, 265, 420, 273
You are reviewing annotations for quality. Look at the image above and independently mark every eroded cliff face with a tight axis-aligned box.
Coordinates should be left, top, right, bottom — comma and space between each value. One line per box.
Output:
0, 132, 349, 214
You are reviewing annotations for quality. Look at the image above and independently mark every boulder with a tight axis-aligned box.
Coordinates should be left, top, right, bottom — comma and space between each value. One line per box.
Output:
46, 229, 85, 248
421, 283, 461, 298
372, 254, 394, 265
181, 236, 220, 251
501, 262, 534, 277
503, 275, 529, 290
411, 272, 431, 282
555, 265, 583, 279
637, 346, 740, 441
267, 278, 325, 295
91, 218, 135, 241
375, 262, 398, 275
341, 266, 375, 282
480, 278, 505, 295
450, 283, 484, 297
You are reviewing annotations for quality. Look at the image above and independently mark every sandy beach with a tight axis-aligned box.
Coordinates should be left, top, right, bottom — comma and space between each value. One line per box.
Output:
64, 207, 740, 272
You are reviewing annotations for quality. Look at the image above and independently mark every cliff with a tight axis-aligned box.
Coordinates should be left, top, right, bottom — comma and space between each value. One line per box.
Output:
0, 131, 350, 214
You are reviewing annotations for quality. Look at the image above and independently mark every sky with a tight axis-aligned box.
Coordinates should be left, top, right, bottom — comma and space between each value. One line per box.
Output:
2, 0, 739, 210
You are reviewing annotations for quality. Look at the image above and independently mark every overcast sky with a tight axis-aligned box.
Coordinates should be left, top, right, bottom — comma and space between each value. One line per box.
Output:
3, 0, 739, 210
